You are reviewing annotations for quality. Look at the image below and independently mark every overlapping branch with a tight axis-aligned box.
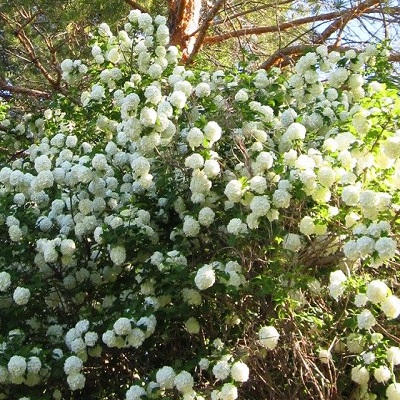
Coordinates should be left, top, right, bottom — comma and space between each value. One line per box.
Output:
0, 79, 51, 99
0, 9, 67, 97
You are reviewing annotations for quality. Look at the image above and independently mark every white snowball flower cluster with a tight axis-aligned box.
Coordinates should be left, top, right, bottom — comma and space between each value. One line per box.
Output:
282, 233, 302, 252
125, 384, 146, 400
0, 272, 11, 291
230, 361, 249, 382
8, 355, 27, 378
109, 245, 127, 265
258, 326, 280, 350
195, 264, 216, 290
13, 286, 30, 305
174, 370, 194, 393
156, 365, 176, 389
185, 317, 200, 334
65, 320, 100, 359
351, 364, 369, 385
64, 356, 85, 391
213, 359, 231, 380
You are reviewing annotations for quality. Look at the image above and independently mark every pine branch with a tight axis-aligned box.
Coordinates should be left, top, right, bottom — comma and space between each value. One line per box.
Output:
0, 79, 51, 99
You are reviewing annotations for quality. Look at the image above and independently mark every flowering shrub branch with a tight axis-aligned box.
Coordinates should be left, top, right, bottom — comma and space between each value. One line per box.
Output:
0, 9, 400, 400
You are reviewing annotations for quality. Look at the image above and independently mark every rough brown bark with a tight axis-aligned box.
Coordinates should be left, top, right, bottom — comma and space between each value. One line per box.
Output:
168, 0, 202, 61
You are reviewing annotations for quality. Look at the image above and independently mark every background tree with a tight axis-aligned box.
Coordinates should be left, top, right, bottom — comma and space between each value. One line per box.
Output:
1, 0, 400, 112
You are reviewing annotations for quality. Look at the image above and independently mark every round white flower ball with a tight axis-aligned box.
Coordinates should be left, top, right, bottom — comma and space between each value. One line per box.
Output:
234, 89, 249, 102
230, 361, 249, 382
387, 346, 400, 365
204, 121, 222, 144
356, 309, 376, 330
381, 295, 400, 319
249, 176, 267, 194
126, 384, 146, 400
113, 317, 132, 336
183, 216, 201, 237
351, 364, 369, 385
13, 286, 31, 305
125, 385, 146, 400
220, 383, 238, 400
185, 153, 204, 169
198, 207, 215, 227
169, 90, 187, 109
156, 366, 175, 389
250, 195, 270, 217
299, 216, 316, 235
185, 317, 200, 334
195, 82, 211, 98
67, 372, 86, 391
213, 360, 230, 380
199, 358, 209, 370
224, 180, 243, 203
109, 246, 126, 266
174, 370, 194, 393
227, 218, 248, 235
194, 264, 216, 291
387, 383, 400, 400
8, 355, 26, 377
64, 356, 83, 375
373, 365, 391, 383
282, 233, 302, 252
203, 159, 220, 177
0, 271, 11, 291
285, 122, 306, 141
187, 127, 204, 148
375, 237, 396, 260
366, 280, 390, 304
258, 326, 279, 350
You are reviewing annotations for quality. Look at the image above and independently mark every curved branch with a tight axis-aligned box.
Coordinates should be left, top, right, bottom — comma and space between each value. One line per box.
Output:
203, 0, 384, 45
315, 0, 381, 45
122, 0, 149, 13
0, 11, 67, 96
204, 10, 350, 44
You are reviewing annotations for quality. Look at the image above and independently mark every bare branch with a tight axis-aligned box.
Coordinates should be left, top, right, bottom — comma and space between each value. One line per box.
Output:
0, 79, 51, 99
315, 0, 381, 45
204, 10, 349, 44
212, 0, 294, 27
122, 0, 149, 13
0, 11, 67, 96
203, 0, 384, 45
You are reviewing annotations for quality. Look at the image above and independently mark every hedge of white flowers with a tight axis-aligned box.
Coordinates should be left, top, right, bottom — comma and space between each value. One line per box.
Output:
1, 9, 400, 400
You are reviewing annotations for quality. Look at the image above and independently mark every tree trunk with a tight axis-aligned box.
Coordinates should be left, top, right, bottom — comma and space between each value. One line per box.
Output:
167, 0, 202, 62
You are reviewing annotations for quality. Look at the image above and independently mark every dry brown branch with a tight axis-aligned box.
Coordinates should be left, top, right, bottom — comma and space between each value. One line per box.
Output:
122, 0, 149, 13
315, 0, 381, 45
204, 9, 351, 44
211, 0, 294, 26
0, 79, 51, 99
203, 0, 389, 47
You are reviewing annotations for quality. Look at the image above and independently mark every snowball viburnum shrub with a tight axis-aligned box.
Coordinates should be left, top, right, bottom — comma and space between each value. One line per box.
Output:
0, 10, 399, 400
